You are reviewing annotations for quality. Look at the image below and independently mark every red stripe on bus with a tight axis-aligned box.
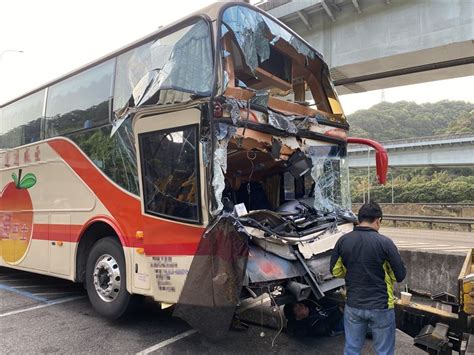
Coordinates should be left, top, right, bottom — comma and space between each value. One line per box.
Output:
47, 139, 202, 255
32, 224, 83, 242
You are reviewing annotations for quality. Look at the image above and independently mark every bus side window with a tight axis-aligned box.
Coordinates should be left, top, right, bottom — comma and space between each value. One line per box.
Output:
139, 125, 200, 224
0, 90, 44, 149
44, 59, 114, 138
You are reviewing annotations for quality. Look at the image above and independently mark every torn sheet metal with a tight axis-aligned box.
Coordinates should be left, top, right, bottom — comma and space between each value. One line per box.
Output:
212, 140, 228, 215
296, 115, 324, 131
222, 97, 322, 134
222, 6, 322, 73
252, 238, 296, 261
297, 223, 353, 259
304, 252, 334, 283
173, 215, 249, 340
250, 90, 269, 109
223, 97, 248, 124
268, 110, 298, 134
212, 123, 237, 215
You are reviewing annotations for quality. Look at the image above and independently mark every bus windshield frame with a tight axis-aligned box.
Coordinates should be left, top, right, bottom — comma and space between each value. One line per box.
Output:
217, 4, 346, 125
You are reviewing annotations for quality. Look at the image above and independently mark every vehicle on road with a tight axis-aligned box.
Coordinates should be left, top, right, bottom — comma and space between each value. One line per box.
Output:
0, 2, 387, 333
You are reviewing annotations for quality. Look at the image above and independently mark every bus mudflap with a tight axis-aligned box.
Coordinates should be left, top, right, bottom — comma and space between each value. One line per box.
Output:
173, 214, 249, 339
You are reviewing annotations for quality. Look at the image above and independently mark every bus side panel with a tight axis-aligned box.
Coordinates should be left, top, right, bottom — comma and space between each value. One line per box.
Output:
0, 141, 110, 281
2, 138, 203, 303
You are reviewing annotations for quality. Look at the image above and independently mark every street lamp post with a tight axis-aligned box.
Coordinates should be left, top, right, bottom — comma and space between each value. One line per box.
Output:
0, 49, 23, 58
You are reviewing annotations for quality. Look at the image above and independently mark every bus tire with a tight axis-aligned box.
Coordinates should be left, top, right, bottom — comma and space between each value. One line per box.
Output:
85, 237, 131, 319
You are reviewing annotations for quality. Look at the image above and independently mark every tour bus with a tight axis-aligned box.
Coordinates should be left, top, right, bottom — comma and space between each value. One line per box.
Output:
0, 2, 387, 334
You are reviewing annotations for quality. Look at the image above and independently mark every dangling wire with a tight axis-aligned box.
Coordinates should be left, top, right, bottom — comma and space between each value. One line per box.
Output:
268, 288, 284, 347
242, 99, 251, 136
259, 287, 265, 338
247, 151, 256, 208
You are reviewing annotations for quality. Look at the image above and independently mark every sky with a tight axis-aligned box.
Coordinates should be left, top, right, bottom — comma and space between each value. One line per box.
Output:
339, 76, 474, 114
1, 0, 473, 114
0, 0, 216, 103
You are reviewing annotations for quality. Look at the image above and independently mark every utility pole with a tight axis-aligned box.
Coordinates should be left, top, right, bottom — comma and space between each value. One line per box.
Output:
390, 171, 394, 204
367, 148, 371, 203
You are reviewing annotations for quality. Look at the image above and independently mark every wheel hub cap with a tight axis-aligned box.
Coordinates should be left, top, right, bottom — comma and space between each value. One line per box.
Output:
93, 254, 121, 302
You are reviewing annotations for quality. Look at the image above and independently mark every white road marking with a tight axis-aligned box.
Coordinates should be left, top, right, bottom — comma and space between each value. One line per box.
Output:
0, 296, 85, 318
394, 243, 470, 253
135, 295, 273, 354
32, 291, 83, 296
442, 248, 470, 251
12, 285, 62, 289
414, 245, 452, 249
136, 329, 197, 354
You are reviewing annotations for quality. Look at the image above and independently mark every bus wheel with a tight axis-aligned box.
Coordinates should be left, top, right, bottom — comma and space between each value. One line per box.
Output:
86, 237, 131, 319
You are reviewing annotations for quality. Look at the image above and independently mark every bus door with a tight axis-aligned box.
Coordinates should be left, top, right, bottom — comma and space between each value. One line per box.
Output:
133, 108, 207, 302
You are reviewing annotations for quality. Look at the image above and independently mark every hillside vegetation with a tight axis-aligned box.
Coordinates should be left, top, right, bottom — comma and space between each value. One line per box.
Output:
348, 100, 474, 140
347, 100, 474, 203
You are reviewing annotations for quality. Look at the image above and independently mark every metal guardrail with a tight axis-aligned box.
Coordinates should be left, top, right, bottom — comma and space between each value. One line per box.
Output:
353, 203, 474, 207
383, 215, 474, 232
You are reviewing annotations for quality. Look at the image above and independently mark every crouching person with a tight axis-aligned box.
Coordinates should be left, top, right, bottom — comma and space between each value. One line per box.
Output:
284, 300, 344, 338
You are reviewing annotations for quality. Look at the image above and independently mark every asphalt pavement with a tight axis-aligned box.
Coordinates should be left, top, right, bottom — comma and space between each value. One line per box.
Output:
0, 265, 424, 354
381, 227, 473, 254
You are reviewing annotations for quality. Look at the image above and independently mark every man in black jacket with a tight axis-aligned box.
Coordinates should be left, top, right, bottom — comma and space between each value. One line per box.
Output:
330, 202, 406, 355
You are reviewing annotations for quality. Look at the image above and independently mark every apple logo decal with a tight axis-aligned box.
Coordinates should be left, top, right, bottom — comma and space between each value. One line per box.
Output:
0, 169, 37, 264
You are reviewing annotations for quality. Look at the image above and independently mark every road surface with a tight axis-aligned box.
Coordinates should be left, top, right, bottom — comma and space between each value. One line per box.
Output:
381, 227, 473, 254
0, 266, 422, 354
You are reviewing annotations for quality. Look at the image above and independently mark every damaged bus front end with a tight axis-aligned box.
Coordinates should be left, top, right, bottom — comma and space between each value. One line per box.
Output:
175, 3, 364, 337
111, 2, 388, 338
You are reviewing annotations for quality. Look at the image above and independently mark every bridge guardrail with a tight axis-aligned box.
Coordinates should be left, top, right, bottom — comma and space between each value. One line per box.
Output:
383, 215, 474, 232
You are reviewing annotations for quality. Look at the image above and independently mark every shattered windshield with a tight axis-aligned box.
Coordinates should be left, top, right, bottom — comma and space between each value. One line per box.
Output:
307, 144, 350, 214
113, 18, 213, 118
211, 121, 352, 221
220, 5, 346, 123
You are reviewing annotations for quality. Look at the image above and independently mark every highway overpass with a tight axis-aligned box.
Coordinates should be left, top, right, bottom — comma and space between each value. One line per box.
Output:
348, 133, 474, 168
260, 0, 474, 94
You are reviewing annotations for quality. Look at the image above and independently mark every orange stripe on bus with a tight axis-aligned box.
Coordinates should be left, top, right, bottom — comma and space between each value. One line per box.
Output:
47, 139, 203, 254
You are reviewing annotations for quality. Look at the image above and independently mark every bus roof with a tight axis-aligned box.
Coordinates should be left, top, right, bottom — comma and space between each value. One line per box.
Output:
1, 2, 324, 108
0, 2, 224, 108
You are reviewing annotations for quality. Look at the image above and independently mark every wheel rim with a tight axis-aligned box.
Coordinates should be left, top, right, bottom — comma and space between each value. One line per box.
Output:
93, 254, 121, 302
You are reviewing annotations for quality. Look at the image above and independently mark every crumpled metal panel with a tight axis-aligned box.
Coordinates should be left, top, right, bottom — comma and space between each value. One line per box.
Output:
173, 215, 249, 340
305, 252, 333, 282
211, 123, 237, 215
297, 115, 323, 130
223, 97, 320, 134
212, 140, 228, 215
268, 109, 298, 134
223, 97, 247, 124
246, 244, 304, 283
252, 238, 297, 260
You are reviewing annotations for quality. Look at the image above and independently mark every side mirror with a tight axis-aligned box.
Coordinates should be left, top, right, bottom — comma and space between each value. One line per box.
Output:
347, 137, 388, 185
